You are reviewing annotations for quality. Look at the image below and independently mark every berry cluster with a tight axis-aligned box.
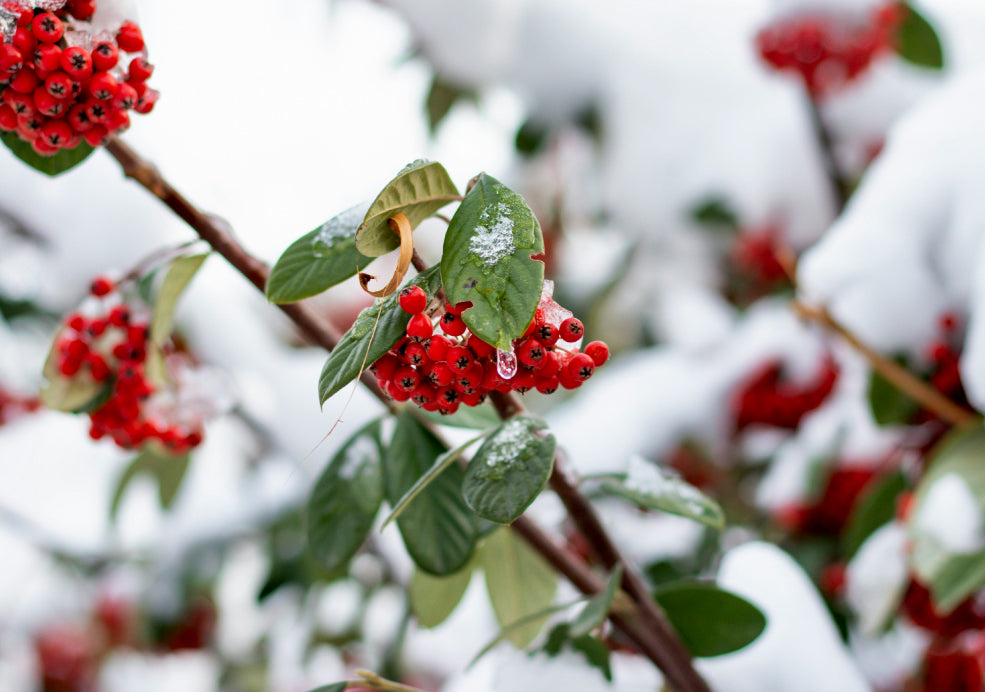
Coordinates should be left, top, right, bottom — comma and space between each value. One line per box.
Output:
756, 3, 903, 97
0, 1, 157, 156
732, 355, 840, 431
774, 464, 879, 535
371, 284, 609, 414
51, 276, 204, 453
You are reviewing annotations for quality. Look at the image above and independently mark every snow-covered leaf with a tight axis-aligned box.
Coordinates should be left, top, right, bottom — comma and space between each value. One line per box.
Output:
150, 254, 209, 347
653, 581, 767, 657
481, 528, 557, 648
409, 561, 474, 628
0, 131, 95, 177
318, 266, 442, 405
266, 202, 373, 303
599, 456, 725, 529
306, 420, 384, 572
355, 160, 459, 257
908, 425, 985, 612
462, 416, 555, 524
384, 410, 476, 576
896, 3, 944, 70
442, 173, 545, 352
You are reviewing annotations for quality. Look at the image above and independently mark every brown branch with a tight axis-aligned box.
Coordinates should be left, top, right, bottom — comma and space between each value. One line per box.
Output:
807, 99, 849, 213
793, 302, 977, 428
102, 137, 708, 689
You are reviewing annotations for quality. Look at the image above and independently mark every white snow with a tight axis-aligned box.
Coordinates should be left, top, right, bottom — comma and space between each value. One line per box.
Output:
914, 472, 985, 553
845, 523, 910, 635
469, 203, 516, 266
698, 541, 872, 692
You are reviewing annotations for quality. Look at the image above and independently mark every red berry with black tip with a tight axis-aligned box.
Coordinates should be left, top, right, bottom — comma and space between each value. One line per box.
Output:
398, 285, 428, 314
34, 43, 61, 73
90, 276, 114, 296
426, 335, 453, 362
44, 71, 73, 100
31, 13, 64, 44
565, 353, 595, 382
394, 366, 420, 392
406, 313, 433, 339
113, 82, 137, 110
536, 322, 559, 346
559, 317, 584, 342
91, 41, 119, 72
61, 47, 93, 81
0, 44, 23, 72
89, 72, 119, 101
128, 57, 154, 82
517, 338, 546, 369
446, 346, 474, 374
440, 311, 466, 337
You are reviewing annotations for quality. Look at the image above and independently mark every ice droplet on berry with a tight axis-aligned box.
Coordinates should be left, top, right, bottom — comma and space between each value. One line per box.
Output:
496, 347, 517, 380
0, 8, 17, 41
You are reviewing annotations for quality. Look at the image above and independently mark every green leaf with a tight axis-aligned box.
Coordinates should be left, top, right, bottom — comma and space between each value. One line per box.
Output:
842, 471, 907, 558
266, 203, 375, 303
426, 76, 476, 135
110, 449, 191, 521
384, 410, 476, 575
410, 561, 474, 628
318, 266, 442, 405
908, 425, 985, 613
598, 457, 725, 529
39, 332, 110, 413
481, 528, 557, 647
418, 401, 501, 429
470, 601, 581, 666
442, 173, 545, 352
150, 254, 209, 346
569, 565, 623, 638
690, 197, 739, 230
355, 160, 460, 257
306, 420, 385, 572
0, 131, 95, 177
383, 430, 490, 529
542, 624, 613, 682
653, 581, 767, 658
305, 684, 347, 692
515, 120, 549, 157
897, 3, 944, 70
868, 367, 920, 426
462, 416, 555, 524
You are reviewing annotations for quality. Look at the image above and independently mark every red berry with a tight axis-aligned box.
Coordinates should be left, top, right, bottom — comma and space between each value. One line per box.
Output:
82, 124, 108, 147
565, 353, 595, 382
455, 363, 483, 393
8, 66, 38, 94
559, 317, 584, 342
0, 44, 23, 72
67, 103, 92, 131
86, 100, 110, 124
4, 89, 35, 117
446, 346, 474, 374
38, 119, 71, 148
34, 43, 62, 73
539, 350, 562, 378
427, 361, 455, 387
536, 374, 560, 395
44, 71, 74, 100
559, 367, 583, 390
128, 57, 154, 82
60, 47, 93, 81
535, 322, 559, 346
106, 108, 131, 134
440, 311, 467, 337
0, 105, 16, 132
436, 386, 459, 409
398, 285, 428, 314
91, 41, 119, 72
90, 276, 115, 296
12, 28, 35, 60
33, 87, 64, 117
467, 334, 494, 359
411, 383, 436, 407
426, 335, 453, 362
404, 341, 429, 366
372, 353, 400, 381
134, 88, 159, 114
116, 21, 145, 53
393, 366, 420, 392
406, 312, 433, 339
31, 13, 64, 43
511, 370, 536, 393
68, 0, 97, 20
112, 82, 137, 110
89, 72, 119, 100
584, 341, 610, 366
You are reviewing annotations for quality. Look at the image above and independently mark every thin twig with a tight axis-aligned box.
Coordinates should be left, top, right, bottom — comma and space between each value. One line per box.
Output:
102, 137, 710, 692
807, 99, 848, 213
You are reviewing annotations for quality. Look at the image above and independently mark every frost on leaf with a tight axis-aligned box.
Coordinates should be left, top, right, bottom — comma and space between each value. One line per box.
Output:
312, 202, 370, 254
468, 202, 516, 267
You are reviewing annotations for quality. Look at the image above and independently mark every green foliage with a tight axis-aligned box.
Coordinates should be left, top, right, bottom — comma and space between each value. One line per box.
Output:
569, 565, 623, 638
39, 334, 110, 413
542, 623, 613, 681
515, 119, 549, 157
868, 368, 920, 426
481, 528, 557, 647
355, 160, 459, 257
842, 471, 907, 558
426, 76, 477, 134
306, 421, 385, 572
462, 416, 556, 524
110, 448, 191, 520
0, 132, 96, 177
318, 266, 442, 405
418, 401, 501, 429
410, 561, 474, 628
384, 411, 477, 575
908, 425, 985, 613
690, 197, 740, 230
150, 254, 209, 346
266, 203, 374, 303
653, 581, 767, 657
442, 173, 545, 351
897, 3, 944, 70
597, 460, 725, 529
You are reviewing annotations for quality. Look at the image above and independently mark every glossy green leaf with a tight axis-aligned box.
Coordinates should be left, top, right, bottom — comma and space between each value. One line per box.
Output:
418, 401, 501, 429
0, 131, 95, 177
306, 421, 384, 572
110, 449, 191, 521
653, 581, 767, 657
410, 561, 474, 628
150, 254, 209, 346
897, 3, 944, 70
868, 368, 920, 426
383, 430, 490, 529
598, 457, 725, 529
318, 266, 442, 405
463, 416, 555, 524
441, 173, 545, 351
481, 528, 557, 647
266, 203, 374, 303
569, 565, 623, 638
842, 471, 907, 558
355, 160, 459, 257
384, 410, 476, 575
908, 425, 985, 613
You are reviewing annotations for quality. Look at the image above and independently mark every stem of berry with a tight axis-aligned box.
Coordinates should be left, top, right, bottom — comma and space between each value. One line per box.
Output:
102, 136, 707, 689
793, 301, 978, 428
807, 99, 848, 212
